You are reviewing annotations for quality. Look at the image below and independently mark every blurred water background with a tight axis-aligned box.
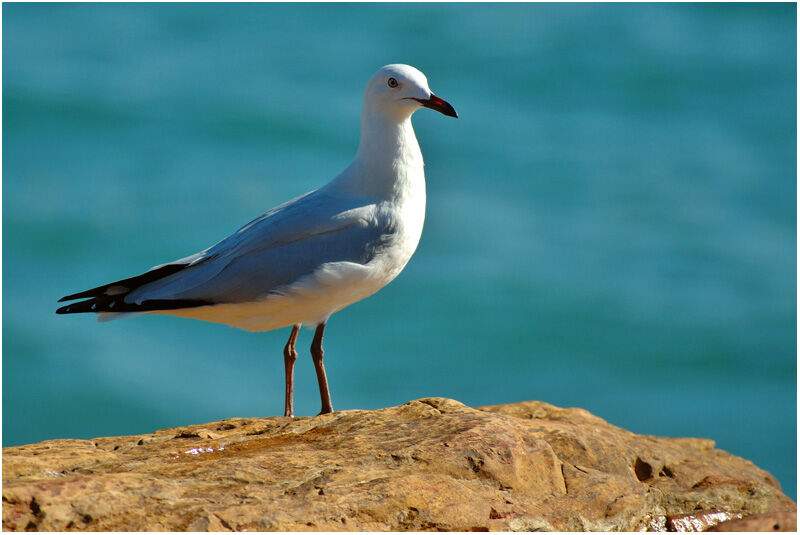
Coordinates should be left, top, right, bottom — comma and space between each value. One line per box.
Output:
3, 3, 796, 497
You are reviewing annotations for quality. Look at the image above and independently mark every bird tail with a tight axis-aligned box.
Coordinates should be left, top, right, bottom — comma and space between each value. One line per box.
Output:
97, 312, 146, 322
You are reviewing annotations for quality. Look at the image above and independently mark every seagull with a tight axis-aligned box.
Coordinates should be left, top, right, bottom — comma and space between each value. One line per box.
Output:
57, 64, 457, 417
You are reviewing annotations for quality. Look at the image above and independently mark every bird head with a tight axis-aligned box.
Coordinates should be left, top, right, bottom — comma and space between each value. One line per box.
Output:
363, 64, 458, 121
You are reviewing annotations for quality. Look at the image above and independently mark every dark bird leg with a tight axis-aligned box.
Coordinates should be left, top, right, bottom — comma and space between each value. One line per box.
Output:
283, 324, 300, 417
311, 322, 333, 415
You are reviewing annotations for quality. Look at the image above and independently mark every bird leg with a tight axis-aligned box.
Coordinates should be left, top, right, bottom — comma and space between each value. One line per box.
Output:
311, 322, 334, 415
282, 324, 300, 417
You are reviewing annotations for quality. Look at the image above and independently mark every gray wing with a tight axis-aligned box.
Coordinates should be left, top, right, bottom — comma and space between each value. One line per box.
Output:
124, 188, 388, 304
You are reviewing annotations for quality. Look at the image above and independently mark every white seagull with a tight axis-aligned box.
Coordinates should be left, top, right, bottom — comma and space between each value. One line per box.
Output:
57, 64, 458, 417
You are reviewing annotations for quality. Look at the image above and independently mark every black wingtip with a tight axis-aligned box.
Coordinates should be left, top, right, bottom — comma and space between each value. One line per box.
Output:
59, 290, 101, 302
56, 298, 98, 314
56, 296, 214, 315
57, 263, 193, 304
56, 263, 209, 315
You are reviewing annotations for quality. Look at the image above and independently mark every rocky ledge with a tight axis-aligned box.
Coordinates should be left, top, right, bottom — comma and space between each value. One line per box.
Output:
2, 398, 795, 531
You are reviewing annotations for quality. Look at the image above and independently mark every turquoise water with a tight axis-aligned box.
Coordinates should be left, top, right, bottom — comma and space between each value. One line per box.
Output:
3, 4, 796, 497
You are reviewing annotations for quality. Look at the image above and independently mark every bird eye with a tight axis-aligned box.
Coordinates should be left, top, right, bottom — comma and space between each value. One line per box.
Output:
387, 77, 398, 88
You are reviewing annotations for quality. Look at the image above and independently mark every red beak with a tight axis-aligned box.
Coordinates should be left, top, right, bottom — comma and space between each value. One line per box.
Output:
414, 94, 458, 118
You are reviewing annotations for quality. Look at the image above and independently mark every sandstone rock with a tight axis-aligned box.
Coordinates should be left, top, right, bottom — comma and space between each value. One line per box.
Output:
706, 510, 796, 532
2, 398, 794, 531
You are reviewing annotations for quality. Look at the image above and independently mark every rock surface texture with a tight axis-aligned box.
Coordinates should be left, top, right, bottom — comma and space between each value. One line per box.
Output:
2, 398, 795, 531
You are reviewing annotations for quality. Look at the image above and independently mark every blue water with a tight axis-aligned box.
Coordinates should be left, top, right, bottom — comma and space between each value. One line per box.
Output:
3, 4, 796, 498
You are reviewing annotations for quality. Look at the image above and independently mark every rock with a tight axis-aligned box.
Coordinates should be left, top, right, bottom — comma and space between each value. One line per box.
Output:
2, 398, 794, 531
706, 510, 796, 532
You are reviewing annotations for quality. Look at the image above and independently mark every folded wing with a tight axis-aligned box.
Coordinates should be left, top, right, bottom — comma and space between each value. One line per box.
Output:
57, 188, 385, 314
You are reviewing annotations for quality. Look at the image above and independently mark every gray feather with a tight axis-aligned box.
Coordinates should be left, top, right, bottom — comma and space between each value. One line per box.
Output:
125, 188, 390, 304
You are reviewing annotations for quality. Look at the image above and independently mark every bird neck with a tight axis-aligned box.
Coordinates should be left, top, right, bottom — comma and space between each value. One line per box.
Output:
332, 111, 425, 201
